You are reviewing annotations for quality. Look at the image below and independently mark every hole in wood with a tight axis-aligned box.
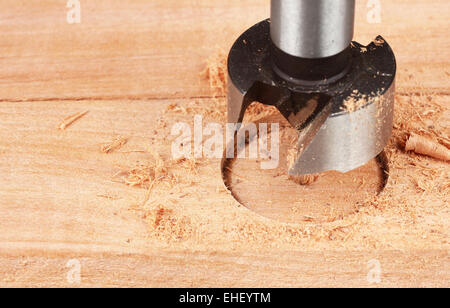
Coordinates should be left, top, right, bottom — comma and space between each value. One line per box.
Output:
222, 109, 389, 224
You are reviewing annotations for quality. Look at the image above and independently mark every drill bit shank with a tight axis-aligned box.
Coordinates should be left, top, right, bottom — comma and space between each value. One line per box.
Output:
271, 0, 355, 59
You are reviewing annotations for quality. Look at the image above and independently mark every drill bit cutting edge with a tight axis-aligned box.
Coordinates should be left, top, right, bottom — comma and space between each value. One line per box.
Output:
226, 0, 396, 176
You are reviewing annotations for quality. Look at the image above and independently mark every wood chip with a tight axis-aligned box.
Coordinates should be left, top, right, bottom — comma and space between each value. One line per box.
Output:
373, 37, 385, 46
101, 136, 128, 154
58, 110, 89, 130
289, 174, 320, 186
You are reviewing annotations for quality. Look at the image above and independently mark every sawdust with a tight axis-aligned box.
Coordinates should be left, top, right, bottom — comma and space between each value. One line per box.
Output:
122, 53, 449, 252
343, 93, 367, 113
165, 51, 228, 121
144, 205, 195, 241
243, 102, 279, 123
57, 110, 89, 130
202, 51, 227, 99
113, 145, 206, 242
373, 37, 385, 47
286, 146, 297, 170
199, 50, 228, 120
341, 89, 385, 113
114, 148, 175, 211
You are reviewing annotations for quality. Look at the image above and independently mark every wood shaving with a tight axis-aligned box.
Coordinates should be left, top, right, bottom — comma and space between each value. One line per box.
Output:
58, 110, 89, 130
405, 133, 450, 162
101, 136, 128, 154
97, 194, 121, 201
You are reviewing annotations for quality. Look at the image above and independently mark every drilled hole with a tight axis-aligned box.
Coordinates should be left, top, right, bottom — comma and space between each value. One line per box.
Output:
222, 112, 389, 224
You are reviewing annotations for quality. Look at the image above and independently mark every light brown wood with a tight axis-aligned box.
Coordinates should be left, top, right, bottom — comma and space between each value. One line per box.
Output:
0, 0, 449, 287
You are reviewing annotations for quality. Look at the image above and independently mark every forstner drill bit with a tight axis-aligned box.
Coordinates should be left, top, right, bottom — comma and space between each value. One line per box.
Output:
227, 0, 396, 175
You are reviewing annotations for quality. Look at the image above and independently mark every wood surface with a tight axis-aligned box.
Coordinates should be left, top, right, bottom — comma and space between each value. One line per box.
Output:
0, 0, 449, 287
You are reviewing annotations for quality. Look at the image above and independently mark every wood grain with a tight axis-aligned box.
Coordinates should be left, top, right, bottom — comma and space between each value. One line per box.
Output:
0, 0, 449, 287
0, 0, 448, 102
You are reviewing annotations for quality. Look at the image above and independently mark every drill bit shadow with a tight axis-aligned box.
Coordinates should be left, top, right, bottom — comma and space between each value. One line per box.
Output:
221, 111, 283, 206
375, 150, 390, 194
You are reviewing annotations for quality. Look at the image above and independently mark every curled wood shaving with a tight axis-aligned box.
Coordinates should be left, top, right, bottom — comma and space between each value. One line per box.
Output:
58, 110, 89, 130
405, 133, 450, 162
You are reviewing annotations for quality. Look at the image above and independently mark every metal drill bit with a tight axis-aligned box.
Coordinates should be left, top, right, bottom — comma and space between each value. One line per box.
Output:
226, 0, 396, 175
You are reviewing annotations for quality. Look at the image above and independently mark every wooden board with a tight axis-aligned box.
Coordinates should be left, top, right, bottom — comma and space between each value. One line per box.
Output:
0, 0, 449, 287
